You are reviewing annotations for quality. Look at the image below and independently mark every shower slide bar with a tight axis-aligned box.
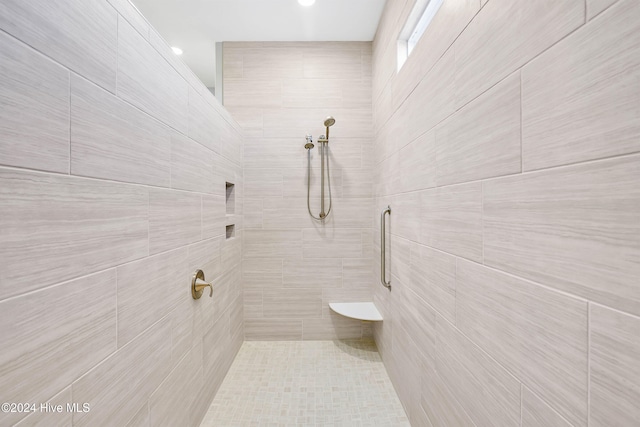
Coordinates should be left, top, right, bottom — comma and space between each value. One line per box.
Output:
380, 206, 391, 289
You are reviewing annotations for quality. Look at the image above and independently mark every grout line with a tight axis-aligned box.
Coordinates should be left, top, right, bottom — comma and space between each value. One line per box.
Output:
519, 69, 523, 173
520, 383, 524, 426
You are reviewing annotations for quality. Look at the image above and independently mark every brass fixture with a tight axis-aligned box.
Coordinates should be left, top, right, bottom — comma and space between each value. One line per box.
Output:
191, 269, 213, 299
304, 116, 336, 220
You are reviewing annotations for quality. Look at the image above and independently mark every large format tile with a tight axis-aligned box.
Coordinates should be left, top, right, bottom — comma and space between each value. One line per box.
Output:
588, 0, 620, 19
435, 317, 521, 427
14, 387, 73, 427
262, 288, 323, 319
117, 248, 189, 347
170, 132, 215, 193
244, 319, 303, 340
0, 0, 117, 92
187, 86, 223, 153
302, 229, 365, 258
483, 155, 640, 316
243, 230, 302, 258
522, 0, 640, 171
0, 31, 69, 173
283, 258, 342, 288
242, 258, 283, 288
148, 189, 202, 255
522, 387, 573, 427
72, 318, 172, 427
421, 367, 476, 427
456, 260, 588, 426
0, 271, 116, 426
420, 182, 483, 262
70, 75, 172, 186
590, 305, 640, 427
117, 18, 188, 132
0, 169, 148, 300
435, 72, 521, 186
454, 0, 584, 107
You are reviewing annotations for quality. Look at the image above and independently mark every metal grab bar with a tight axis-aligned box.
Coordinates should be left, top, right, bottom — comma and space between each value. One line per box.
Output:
380, 206, 391, 289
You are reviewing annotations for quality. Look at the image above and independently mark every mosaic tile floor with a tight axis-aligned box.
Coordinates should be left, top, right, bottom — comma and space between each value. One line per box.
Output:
200, 340, 410, 427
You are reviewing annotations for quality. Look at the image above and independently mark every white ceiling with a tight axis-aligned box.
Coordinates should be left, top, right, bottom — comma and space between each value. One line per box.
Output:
131, 0, 386, 88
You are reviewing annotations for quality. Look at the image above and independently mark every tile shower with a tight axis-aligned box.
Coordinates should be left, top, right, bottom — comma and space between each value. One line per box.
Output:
0, 1, 638, 427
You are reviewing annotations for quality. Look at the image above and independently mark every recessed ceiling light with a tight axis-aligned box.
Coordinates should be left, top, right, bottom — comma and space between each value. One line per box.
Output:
298, 0, 315, 6
171, 46, 183, 55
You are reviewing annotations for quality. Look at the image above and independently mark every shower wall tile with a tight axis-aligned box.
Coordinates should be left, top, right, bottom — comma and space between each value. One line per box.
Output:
242, 258, 283, 288
522, 387, 573, 427
262, 288, 323, 319
224, 79, 282, 108
456, 260, 588, 426
170, 132, 215, 193
202, 195, 226, 239
244, 289, 263, 318
0, 31, 70, 173
0, 169, 148, 300
435, 317, 521, 427
302, 313, 363, 340
14, 387, 73, 427
244, 230, 302, 258
71, 74, 172, 186
187, 86, 222, 153
0, 0, 117, 92
117, 18, 188, 133
126, 404, 150, 427
243, 138, 305, 169
283, 258, 343, 288
117, 248, 189, 348
398, 130, 437, 192
0, 270, 116, 426
149, 189, 202, 255
393, 0, 479, 108
522, 0, 640, 171
588, 0, 620, 19
483, 155, 640, 316
244, 169, 283, 198
302, 229, 365, 258
435, 72, 521, 186
454, 0, 584, 107
72, 318, 172, 427
590, 304, 640, 427
244, 319, 303, 340
107, 0, 149, 40
420, 182, 483, 262
420, 368, 476, 427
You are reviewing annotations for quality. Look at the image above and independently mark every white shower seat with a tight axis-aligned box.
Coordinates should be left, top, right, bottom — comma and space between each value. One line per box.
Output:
329, 302, 383, 321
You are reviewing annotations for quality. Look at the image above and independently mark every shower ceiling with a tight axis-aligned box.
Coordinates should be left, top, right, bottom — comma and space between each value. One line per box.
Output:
131, 0, 386, 88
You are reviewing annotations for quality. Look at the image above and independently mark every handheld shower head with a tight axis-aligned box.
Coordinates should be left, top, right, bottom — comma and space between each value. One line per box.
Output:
324, 116, 335, 127
323, 116, 335, 139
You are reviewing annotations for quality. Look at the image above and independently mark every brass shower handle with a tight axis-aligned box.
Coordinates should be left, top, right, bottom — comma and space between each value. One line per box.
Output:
191, 269, 213, 299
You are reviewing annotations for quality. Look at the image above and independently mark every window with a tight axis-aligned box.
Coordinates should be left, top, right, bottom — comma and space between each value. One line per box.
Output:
397, 0, 444, 71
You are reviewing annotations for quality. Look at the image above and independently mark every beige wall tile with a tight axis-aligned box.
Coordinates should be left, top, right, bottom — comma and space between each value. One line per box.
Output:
202, 195, 225, 240
244, 230, 302, 258
117, 248, 189, 347
436, 72, 521, 185
283, 258, 342, 288
149, 344, 203, 427
263, 288, 323, 319
107, 0, 149, 40
117, 18, 188, 133
302, 228, 364, 258
244, 138, 305, 169
454, 0, 584, 107
0, 169, 148, 300
14, 387, 73, 427
0, 0, 117, 92
244, 169, 283, 198
435, 317, 521, 426
587, 0, 620, 19
224, 79, 282, 108
170, 132, 215, 193
0, 271, 116, 426
522, 0, 640, 171
303, 47, 364, 79
187, 87, 223, 153
522, 387, 573, 427
244, 289, 263, 318
483, 155, 640, 316
421, 368, 476, 427
149, 188, 202, 255
420, 182, 483, 262
398, 130, 437, 192
0, 32, 69, 173
71, 75, 172, 186
408, 245, 456, 324
590, 304, 640, 427
244, 319, 303, 340
242, 258, 283, 288
72, 318, 172, 427
342, 258, 373, 289
456, 260, 588, 426
302, 312, 363, 340
125, 404, 149, 427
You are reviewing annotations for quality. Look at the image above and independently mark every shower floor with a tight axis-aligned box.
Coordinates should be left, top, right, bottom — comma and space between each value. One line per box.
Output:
199, 339, 410, 427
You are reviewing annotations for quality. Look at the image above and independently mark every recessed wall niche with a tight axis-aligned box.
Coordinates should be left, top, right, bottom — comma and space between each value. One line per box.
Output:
225, 182, 235, 215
